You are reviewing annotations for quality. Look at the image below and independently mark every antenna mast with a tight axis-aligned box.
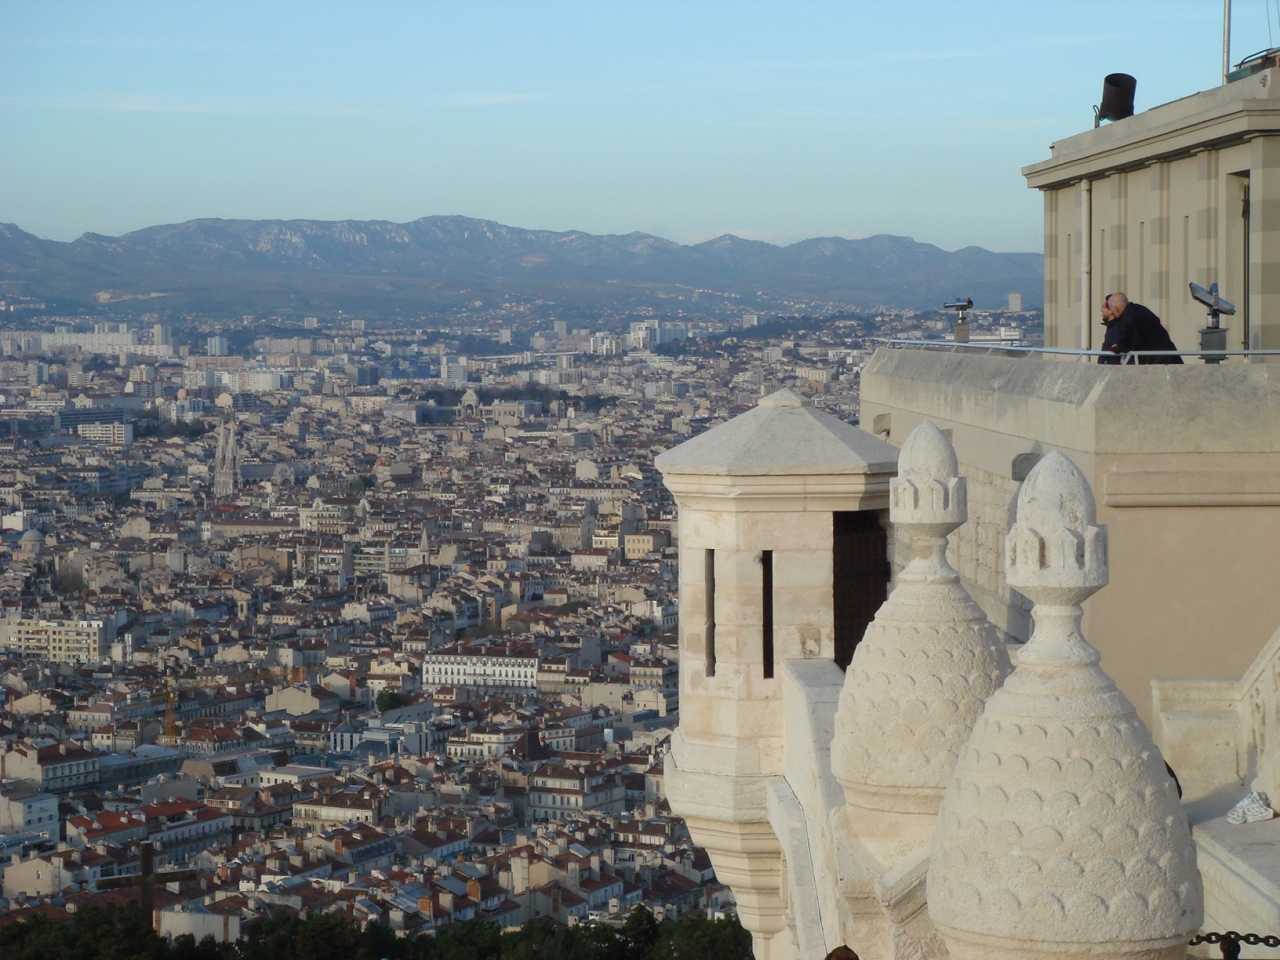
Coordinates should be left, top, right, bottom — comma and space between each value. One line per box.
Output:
1223, 0, 1232, 84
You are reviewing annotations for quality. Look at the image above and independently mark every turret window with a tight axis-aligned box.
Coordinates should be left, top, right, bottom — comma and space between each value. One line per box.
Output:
761, 550, 774, 679
833, 511, 889, 669
704, 549, 716, 677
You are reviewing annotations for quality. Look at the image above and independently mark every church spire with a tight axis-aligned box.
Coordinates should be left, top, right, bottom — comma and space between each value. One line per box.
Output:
213, 417, 241, 499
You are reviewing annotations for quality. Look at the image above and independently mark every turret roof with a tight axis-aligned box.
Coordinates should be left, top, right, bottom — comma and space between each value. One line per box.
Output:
654, 388, 897, 476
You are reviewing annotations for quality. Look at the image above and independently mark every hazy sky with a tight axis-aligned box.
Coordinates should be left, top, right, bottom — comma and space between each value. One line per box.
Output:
1, 1, 1273, 252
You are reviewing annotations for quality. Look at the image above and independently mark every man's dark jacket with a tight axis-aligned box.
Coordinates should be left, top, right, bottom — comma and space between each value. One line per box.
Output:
1099, 302, 1184, 364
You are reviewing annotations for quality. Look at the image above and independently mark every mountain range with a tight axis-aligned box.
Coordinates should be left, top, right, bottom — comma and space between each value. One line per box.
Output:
0, 216, 1043, 318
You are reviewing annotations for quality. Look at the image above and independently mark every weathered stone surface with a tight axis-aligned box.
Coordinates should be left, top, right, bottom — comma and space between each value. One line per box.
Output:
861, 347, 1280, 730
833, 422, 1011, 813
928, 451, 1202, 959
654, 387, 898, 477
658, 389, 900, 960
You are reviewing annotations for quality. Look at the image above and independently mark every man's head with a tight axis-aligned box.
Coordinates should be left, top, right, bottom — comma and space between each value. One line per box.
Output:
1108, 292, 1130, 314
1101, 296, 1115, 321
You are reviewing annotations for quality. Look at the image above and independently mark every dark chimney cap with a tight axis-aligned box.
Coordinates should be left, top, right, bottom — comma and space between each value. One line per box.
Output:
1097, 73, 1137, 124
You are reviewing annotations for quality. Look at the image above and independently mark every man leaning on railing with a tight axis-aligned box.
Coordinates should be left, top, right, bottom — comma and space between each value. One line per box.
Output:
1099, 292, 1185, 365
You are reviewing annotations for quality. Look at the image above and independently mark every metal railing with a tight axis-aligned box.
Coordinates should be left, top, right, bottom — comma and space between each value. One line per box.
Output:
825, 932, 1273, 958
1190, 931, 1280, 959
885, 338, 1280, 363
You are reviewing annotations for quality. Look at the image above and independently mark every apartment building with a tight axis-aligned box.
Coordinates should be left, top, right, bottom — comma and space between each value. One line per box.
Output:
422, 642, 539, 692
0, 618, 106, 664
76, 421, 134, 445
1, 739, 100, 794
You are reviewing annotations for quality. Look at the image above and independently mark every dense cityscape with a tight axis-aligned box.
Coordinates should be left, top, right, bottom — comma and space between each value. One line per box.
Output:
0, 303, 1035, 946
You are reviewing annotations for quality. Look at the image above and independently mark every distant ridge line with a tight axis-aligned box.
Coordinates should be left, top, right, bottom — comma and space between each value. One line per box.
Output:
0, 214, 1043, 316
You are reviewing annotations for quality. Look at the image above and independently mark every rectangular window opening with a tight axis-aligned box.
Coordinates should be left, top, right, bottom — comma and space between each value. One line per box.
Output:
761, 550, 774, 679
704, 549, 716, 677
832, 511, 889, 670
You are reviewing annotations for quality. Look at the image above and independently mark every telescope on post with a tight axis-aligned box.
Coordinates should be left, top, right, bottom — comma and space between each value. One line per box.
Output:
1189, 282, 1235, 363
944, 298, 973, 343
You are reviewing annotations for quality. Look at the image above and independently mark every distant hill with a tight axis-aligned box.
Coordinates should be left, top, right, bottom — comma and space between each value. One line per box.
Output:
0, 216, 1043, 317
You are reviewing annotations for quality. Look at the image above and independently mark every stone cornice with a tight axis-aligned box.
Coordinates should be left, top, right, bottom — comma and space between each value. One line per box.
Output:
659, 471, 891, 513
1023, 69, 1280, 190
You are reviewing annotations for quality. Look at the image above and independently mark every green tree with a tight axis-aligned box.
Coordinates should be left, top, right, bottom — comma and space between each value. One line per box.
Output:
498, 917, 621, 960
0, 902, 172, 960
422, 917, 502, 959
621, 906, 660, 960
648, 914, 753, 960
376, 689, 407, 713
0, 896, 753, 960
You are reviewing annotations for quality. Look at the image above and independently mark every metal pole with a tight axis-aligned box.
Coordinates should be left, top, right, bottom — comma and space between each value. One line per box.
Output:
1223, 0, 1232, 83
1081, 179, 1093, 351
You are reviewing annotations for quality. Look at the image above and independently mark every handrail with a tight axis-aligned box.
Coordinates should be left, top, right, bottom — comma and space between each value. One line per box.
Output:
885, 339, 1107, 359
884, 339, 1280, 363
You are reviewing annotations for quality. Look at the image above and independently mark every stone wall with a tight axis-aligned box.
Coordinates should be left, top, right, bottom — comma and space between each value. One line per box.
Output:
863, 346, 1280, 724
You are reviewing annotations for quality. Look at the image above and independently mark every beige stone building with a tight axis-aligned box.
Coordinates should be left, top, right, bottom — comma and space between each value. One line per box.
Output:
654, 390, 898, 953
1027, 68, 1280, 353
0, 617, 106, 665
859, 351, 1280, 729
659, 408, 1205, 958
657, 68, 1280, 960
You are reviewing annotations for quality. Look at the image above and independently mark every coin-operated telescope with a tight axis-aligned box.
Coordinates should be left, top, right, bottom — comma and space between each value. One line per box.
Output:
1189, 282, 1235, 363
944, 298, 973, 344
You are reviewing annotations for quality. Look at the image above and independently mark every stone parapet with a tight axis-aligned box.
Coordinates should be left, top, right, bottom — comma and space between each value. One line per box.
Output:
862, 347, 1280, 725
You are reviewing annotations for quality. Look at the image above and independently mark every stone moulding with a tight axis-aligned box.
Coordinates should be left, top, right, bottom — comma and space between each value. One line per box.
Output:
1104, 468, 1280, 507
658, 471, 892, 514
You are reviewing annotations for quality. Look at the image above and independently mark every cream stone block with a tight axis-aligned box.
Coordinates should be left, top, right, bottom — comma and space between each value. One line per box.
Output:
665, 735, 772, 821
1193, 818, 1280, 960
771, 584, 831, 624
736, 511, 833, 551
771, 548, 833, 589
705, 693, 783, 740
774, 625, 831, 662
1151, 679, 1243, 803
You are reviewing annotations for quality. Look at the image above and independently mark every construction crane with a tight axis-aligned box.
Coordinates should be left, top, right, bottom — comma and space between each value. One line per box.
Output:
164, 680, 177, 740
145, 679, 179, 741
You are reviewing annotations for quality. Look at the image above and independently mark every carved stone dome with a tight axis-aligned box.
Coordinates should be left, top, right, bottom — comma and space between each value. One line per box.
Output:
832, 421, 1011, 813
897, 418, 959, 488
927, 451, 1202, 960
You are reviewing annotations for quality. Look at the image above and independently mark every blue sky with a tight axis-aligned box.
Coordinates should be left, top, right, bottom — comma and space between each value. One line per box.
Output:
0, 1, 1274, 251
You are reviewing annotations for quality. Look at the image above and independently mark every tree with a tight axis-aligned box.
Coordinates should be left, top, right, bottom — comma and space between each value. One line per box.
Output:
0, 898, 753, 960
648, 914, 754, 960
621, 907, 661, 960
421, 917, 502, 959
498, 917, 621, 960
376, 689, 407, 713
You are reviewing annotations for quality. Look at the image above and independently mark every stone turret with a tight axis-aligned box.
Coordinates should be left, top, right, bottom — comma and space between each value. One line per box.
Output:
928, 451, 1202, 960
829, 421, 1011, 956
656, 389, 898, 960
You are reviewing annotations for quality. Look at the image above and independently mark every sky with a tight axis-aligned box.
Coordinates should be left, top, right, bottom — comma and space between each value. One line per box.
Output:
1, 1, 1276, 253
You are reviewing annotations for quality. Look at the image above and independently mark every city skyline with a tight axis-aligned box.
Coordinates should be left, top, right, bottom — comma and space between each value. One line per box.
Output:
3, 0, 1275, 253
